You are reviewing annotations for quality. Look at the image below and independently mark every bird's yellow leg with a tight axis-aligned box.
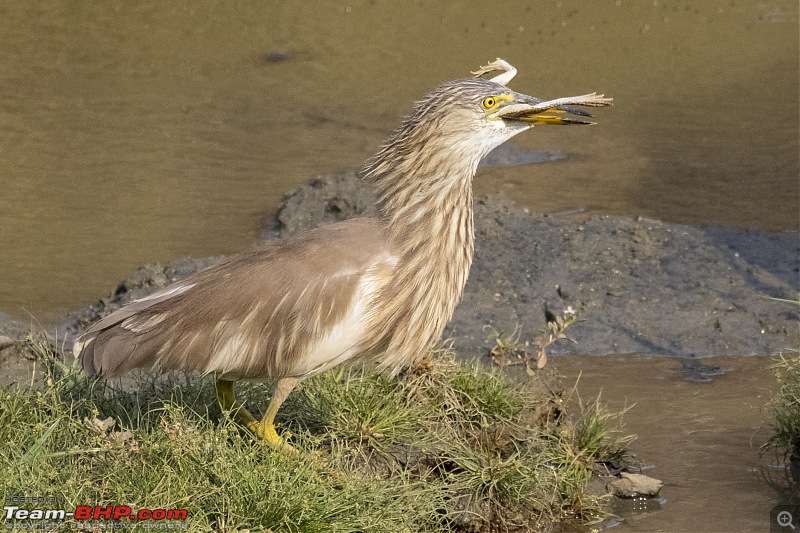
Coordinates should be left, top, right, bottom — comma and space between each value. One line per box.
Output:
255, 377, 300, 450
214, 378, 260, 431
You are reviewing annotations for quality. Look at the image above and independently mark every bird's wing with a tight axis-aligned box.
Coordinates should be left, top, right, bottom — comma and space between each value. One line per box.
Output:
75, 218, 396, 380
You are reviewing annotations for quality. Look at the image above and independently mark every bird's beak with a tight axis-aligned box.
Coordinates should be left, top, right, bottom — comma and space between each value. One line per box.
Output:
492, 92, 613, 126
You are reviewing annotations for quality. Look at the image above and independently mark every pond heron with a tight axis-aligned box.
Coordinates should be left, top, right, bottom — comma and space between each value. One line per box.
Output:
74, 59, 612, 447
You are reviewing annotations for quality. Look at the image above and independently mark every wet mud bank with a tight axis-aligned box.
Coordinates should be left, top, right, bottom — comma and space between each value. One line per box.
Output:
266, 173, 799, 359
1, 172, 797, 381
242, 173, 799, 359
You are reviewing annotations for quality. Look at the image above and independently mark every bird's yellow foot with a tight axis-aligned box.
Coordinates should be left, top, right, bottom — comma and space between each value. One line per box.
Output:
215, 377, 300, 452
216, 378, 292, 451
245, 419, 295, 453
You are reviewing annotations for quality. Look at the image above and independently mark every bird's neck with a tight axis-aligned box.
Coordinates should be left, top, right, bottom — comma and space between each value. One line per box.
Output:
359, 132, 480, 370
360, 135, 480, 265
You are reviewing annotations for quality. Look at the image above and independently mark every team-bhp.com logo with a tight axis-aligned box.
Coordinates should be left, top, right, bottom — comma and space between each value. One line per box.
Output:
3, 504, 188, 529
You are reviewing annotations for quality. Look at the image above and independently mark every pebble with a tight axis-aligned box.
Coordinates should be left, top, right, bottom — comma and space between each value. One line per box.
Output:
607, 472, 664, 498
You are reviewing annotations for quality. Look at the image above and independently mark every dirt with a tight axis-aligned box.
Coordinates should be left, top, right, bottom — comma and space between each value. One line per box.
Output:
0, 172, 797, 386
268, 173, 799, 359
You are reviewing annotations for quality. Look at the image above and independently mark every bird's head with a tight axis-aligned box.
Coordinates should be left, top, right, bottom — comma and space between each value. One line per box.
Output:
410, 77, 613, 163
362, 62, 612, 212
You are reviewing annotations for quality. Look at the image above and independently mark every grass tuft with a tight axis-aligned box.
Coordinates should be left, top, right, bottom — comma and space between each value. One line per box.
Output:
769, 354, 800, 451
764, 352, 800, 489
760, 299, 800, 499
281, 367, 424, 450
1, 339, 633, 531
571, 394, 634, 465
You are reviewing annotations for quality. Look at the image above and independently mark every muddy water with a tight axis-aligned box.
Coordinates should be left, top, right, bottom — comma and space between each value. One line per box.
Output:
0, 0, 797, 320
556, 355, 789, 533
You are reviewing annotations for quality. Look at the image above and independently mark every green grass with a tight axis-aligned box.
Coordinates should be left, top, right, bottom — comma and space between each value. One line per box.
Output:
570, 394, 633, 465
762, 351, 800, 502
766, 353, 800, 457
761, 298, 800, 498
1, 340, 632, 531
763, 299, 800, 456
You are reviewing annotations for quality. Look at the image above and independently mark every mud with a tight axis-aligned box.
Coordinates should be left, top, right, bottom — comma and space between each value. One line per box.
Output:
1, 172, 796, 383
268, 173, 799, 359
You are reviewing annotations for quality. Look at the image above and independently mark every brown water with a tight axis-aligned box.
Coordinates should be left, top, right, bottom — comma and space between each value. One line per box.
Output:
556, 354, 790, 533
0, 0, 797, 320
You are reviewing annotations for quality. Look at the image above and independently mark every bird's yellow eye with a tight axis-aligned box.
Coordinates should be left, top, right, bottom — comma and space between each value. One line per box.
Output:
482, 96, 497, 109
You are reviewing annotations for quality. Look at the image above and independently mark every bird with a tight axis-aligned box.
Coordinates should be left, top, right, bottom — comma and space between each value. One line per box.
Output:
74, 59, 612, 448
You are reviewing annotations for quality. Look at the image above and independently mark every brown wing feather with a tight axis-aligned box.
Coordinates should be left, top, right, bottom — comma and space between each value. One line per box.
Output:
75, 218, 394, 380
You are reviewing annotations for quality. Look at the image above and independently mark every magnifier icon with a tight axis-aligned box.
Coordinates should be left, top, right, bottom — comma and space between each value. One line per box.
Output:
778, 510, 796, 529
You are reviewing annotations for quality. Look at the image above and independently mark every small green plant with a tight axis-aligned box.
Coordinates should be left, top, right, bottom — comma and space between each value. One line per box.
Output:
486, 307, 578, 373
531, 307, 578, 371
485, 324, 524, 361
